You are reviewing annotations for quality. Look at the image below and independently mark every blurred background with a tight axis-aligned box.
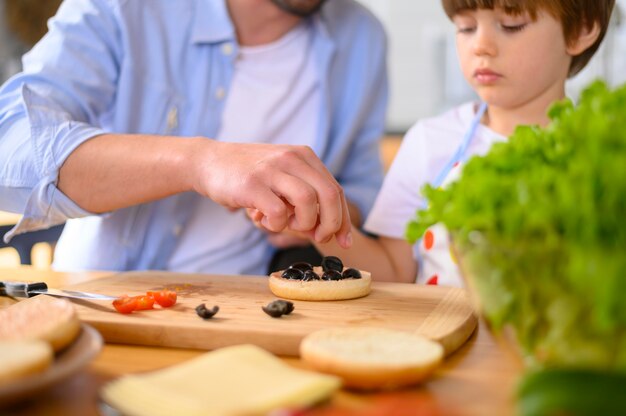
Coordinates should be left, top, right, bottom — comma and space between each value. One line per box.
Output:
0, 0, 62, 81
1, 0, 625, 132
0, 0, 625, 268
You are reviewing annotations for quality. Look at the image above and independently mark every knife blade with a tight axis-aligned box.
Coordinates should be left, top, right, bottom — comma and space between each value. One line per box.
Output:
0, 281, 117, 300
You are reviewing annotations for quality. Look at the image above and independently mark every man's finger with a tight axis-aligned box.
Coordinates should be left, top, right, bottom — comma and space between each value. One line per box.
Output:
313, 181, 345, 244
275, 148, 347, 241
334, 197, 353, 249
246, 187, 290, 233
270, 174, 318, 232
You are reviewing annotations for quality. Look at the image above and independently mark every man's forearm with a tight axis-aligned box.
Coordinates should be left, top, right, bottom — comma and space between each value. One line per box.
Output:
58, 134, 201, 213
58, 135, 353, 247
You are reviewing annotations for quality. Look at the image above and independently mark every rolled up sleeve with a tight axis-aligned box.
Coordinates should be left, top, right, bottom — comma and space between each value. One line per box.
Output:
0, 0, 121, 242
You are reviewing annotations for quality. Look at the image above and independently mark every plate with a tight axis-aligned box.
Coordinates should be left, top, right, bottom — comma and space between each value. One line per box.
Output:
0, 324, 103, 407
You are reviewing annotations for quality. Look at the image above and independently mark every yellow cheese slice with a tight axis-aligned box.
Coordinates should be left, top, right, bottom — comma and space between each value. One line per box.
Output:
101, 344, 341, 416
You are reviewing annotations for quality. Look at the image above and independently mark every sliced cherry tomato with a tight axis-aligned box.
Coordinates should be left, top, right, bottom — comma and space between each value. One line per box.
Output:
133, 295, 156, 310
113, 290, 176, 314
112, 296, 138, 314
147, 290, 177, 308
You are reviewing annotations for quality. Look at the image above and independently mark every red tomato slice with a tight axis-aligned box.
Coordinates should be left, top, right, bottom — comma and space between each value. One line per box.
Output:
133, 295, 156, 310
147, 290, 177, 308
112, 296, 138, 314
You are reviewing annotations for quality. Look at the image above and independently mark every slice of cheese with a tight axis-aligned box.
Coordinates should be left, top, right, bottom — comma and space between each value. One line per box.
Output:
101, 344, 341, 416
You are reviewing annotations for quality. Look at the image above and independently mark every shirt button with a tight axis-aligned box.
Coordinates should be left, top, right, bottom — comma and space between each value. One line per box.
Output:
221, 42, 233, 56
172, 225, 183, 237
166, 107, 178, 131
215, 87, 225, 100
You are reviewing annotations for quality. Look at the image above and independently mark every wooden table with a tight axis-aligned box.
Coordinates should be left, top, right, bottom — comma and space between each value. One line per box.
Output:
1, 267, 524, 416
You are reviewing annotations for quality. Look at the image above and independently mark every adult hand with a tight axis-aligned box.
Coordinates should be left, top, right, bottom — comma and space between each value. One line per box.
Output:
266, 232, 312, 249
246, 207, 312, 248
193, 140, 352, 248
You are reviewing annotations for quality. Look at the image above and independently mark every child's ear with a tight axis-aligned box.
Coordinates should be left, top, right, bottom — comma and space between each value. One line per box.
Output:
566, 22, 601, 56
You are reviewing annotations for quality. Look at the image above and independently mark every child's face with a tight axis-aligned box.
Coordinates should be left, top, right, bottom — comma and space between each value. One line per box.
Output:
453, 7, 571, 110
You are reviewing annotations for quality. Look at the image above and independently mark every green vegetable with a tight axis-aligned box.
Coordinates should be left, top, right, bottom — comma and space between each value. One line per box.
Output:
406, 80, 626, 372
517, 368, 626, 416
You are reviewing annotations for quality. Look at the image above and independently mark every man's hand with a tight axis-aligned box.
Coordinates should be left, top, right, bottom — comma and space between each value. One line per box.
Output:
266, 232, 312, 249
193, 140, 352, 248
246, 206, 313, 248
247, 198, 364, 250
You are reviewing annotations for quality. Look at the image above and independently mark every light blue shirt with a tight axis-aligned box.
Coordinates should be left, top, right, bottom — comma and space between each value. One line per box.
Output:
0, 0, 388, 273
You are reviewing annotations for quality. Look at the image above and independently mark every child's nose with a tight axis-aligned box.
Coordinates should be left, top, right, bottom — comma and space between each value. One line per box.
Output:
472, 26, 497, 57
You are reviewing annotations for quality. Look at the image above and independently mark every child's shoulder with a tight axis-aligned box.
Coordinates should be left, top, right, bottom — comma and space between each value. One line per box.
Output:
402, 102, 476, 150
388, 102, 477, 177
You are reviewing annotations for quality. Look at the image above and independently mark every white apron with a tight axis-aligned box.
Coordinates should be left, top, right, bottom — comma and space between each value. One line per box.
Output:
415, 103, 487, 286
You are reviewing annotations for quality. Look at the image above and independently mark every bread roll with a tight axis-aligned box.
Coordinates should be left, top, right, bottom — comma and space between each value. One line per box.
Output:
0, 341, 53, 384
269, 267, 371, 301
300, 327, 444, 390
0, 295, 81, 352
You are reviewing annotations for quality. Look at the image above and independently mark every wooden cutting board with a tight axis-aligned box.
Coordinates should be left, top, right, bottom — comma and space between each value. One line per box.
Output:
66, 271, 477, 357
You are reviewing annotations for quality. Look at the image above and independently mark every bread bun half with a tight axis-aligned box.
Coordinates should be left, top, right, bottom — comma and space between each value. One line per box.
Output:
300, 327, 444, 390
269, 267, 371, 301
0, 295, 81, 352
0, 341, 53, 384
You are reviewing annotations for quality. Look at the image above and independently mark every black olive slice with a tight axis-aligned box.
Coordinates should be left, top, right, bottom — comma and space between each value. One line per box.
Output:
281, 268, 304, 280
321, 256, 343, 273
342, 268, 362, 279
289, 262, 313, 272
321, 270, 343, 281
282, 301, 295, 315
195, 304, 219, 319
302, 270, 321, 281
262, 299, 295, 318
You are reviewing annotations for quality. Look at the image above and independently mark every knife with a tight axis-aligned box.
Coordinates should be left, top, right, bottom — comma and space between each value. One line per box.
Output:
0, 281, 117, 301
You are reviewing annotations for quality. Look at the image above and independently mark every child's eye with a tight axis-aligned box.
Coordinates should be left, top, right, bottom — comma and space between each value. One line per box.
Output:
500, 23, 527, 33
457, 26, 476, 34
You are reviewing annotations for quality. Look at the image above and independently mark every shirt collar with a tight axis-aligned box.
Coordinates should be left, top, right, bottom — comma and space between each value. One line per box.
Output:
191, 0, 235, 44
190, 0, 335, 47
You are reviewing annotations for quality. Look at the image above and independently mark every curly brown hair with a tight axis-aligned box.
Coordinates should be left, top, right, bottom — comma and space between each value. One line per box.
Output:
441, 0, 615, 77
5, 0, 62, 46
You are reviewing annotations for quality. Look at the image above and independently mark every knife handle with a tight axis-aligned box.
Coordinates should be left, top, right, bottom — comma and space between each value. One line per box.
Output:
0, 281, 48, 298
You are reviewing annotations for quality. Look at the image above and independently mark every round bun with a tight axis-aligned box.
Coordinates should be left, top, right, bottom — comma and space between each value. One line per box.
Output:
269, 267, 371, 301
300, 327, 444, 390
0, 341, 54, 384
0, 295, 81, 352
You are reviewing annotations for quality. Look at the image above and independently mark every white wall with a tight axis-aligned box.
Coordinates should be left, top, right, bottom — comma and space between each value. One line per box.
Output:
360, 1, 460, 131
359, 0, 626, 132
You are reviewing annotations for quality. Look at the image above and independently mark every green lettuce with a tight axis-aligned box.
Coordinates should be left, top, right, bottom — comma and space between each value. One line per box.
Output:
406, 81, 626, 371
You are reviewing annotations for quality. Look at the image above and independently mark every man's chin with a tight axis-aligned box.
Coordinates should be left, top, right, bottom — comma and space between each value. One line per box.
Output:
270, 0, 327, 17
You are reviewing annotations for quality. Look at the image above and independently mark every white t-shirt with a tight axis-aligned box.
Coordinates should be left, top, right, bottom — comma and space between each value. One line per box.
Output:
364, 102, 505, 283
167, 22, 320, 274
